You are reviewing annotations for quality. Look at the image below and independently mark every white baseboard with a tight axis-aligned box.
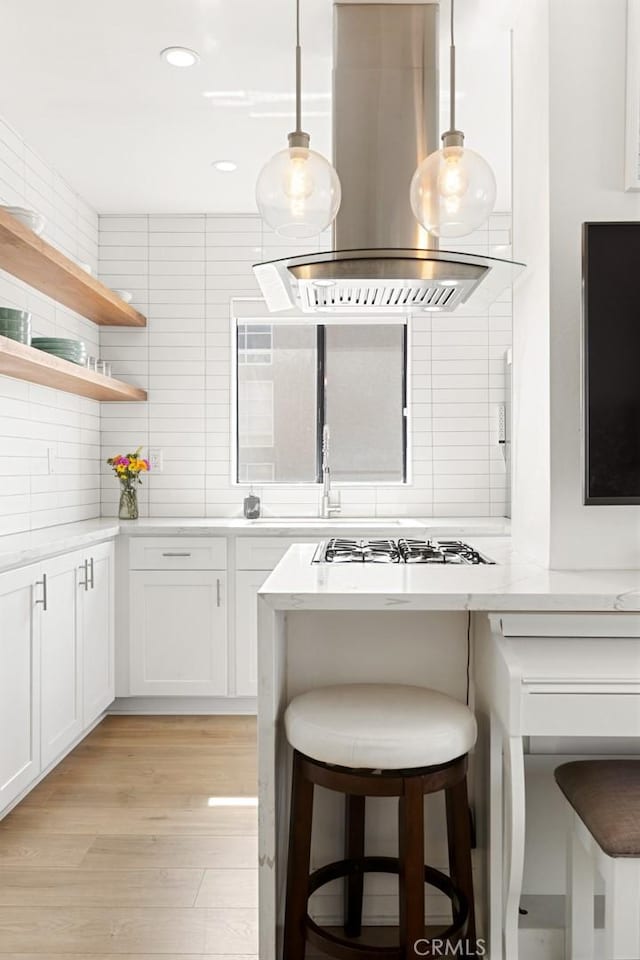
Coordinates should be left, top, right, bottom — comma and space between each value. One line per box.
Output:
108, 696, 257, 715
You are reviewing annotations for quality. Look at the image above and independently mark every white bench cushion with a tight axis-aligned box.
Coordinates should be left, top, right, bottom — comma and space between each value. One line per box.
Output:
284, 683, 477, 770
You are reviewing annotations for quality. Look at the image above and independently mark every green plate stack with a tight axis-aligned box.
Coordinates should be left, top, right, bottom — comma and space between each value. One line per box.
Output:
32, 337, 87, 365
0, 308, 31, 345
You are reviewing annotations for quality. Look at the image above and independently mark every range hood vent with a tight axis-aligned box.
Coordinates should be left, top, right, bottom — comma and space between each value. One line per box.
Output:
253, 2, 524, 316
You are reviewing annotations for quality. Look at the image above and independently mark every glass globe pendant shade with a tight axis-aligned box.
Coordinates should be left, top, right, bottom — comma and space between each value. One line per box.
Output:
256, 139, 341, 240
410, 140, 497, 240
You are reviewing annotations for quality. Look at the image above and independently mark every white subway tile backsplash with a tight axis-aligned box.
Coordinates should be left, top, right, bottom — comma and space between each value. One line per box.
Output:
149, 215, 205, 232
432, 503, 491, 517
433, 488, 490, 504
433, 418, 491, 432
149, 246, 205, 262
0, 116, 100, 535
97, 211, 512, 519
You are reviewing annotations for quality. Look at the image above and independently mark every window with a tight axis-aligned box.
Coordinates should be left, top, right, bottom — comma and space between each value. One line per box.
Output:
237, 323, 272, 365
235, 322, 407, 484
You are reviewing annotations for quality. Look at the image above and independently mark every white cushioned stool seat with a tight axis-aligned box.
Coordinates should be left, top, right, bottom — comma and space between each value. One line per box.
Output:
284, 683, 477, 770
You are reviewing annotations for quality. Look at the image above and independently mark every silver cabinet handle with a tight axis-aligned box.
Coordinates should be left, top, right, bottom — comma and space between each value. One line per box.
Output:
89, 557, 95, 590
35, 573, 48, 611
216, 577, 222, 607
162, 552, 192, 558
78, 559, 89, 591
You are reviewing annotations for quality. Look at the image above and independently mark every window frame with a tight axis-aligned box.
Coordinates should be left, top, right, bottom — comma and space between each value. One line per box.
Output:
231, 313, 411, 488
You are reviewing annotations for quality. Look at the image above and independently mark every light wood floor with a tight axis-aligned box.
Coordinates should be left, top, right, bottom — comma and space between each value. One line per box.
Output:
0, 715, 259, 958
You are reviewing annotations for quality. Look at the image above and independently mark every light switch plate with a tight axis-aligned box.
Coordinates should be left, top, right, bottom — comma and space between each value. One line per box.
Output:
148, 448, 163, 472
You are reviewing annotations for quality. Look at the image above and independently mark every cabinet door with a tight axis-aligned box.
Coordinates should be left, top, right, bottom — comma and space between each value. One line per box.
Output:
0, 565, 40, 810
81, 542, 114, 726
40, 553, 82, 768
129, 571, 228, 696
235, 570, 269, 697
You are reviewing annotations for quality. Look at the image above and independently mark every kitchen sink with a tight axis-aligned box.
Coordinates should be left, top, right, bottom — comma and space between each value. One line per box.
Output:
243, 518, 419, 527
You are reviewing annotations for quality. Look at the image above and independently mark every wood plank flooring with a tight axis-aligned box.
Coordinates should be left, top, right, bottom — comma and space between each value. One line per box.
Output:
0, 715, 258, 958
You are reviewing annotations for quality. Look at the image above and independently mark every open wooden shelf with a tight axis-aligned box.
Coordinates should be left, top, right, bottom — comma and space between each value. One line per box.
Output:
0, 336, 147, 402
0, 208, 146, 327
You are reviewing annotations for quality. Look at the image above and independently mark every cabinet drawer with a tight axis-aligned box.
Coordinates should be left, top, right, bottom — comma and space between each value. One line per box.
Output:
236, 537, 313, 570
129, 537, 227, 570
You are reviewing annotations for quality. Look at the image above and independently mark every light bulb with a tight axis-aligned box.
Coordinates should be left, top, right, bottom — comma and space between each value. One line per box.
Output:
256, 144, 341, 239
283, 149, 314, 201
410, 143, 496, 240
438, 146, 469, 202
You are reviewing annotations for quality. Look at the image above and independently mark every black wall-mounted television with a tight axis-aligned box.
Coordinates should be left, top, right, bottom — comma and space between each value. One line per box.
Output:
584, 221, 640, 504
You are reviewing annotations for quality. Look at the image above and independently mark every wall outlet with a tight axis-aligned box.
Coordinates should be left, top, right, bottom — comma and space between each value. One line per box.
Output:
47, 447, 56, 475
148, 449, 163, 472
496, 404, 507, 444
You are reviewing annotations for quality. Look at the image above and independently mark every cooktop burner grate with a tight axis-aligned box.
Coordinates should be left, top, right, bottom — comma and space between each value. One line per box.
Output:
313, 538, 494, 565
321, 538, 402, 564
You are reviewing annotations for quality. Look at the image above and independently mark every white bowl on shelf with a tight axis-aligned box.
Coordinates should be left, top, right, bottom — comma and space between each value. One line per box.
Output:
1, 205, 46, 236
112, 289, 133, 303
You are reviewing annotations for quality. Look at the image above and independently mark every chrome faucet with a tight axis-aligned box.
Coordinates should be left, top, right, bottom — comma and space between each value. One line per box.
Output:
321, 424, 341, 519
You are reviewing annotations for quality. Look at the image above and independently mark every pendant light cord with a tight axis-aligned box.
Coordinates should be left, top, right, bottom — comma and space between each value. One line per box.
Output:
288, 0, 309, 146
449, 0, 456, 133
295, 0, 302, 134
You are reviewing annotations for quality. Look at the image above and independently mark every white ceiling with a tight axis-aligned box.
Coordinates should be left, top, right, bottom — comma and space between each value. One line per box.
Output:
0, 0, 512, 214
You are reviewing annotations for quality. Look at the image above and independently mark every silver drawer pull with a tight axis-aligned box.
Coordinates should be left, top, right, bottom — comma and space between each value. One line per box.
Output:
89, 557, 95, 590
35, 574, 48, 611
162, 552, 192, 558
216, 577, 222, 607
78, 559, 89, 591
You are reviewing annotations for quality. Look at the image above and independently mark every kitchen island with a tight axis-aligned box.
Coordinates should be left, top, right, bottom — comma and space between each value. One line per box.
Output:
257, 539, 640, 960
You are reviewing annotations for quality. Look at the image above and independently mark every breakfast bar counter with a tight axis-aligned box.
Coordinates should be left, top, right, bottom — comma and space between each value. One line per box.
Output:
257, 539, 640, 959
258, 538, 640, 612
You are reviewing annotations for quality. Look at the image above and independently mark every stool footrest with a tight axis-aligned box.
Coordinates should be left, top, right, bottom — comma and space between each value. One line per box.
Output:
304, 856, 470, 960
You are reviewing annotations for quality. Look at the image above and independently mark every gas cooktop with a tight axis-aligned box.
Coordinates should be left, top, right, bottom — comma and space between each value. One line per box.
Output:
312, 538, 495, 565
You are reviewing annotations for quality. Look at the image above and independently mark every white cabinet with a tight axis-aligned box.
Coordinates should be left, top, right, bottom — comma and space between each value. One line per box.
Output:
234, 539, 303, 701
0, 565, 40, 811
129, 570, 228, 696
0, 539, 115, 816
80, 541, 114, 726
122, 534, 314, 704
39, 552, 83, 768
235, 570, 269, 697
235, 537, 311, 570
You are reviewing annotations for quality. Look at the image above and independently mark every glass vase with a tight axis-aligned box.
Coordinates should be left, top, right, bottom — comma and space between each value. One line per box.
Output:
118, 484, 139, 520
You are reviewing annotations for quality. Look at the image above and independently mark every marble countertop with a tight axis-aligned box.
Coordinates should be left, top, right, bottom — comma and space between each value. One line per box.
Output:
0, 519, 120, 574
0, 516, 510, 574
116, 516, 511, 537
258, 540, 640, 612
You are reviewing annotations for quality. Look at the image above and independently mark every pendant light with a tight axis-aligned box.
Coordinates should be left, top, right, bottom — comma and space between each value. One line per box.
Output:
410, 0, 496, 240
255, 0, 341, 239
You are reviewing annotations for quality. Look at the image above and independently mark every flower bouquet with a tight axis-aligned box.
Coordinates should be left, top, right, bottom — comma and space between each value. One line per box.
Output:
107, 447, 150, 520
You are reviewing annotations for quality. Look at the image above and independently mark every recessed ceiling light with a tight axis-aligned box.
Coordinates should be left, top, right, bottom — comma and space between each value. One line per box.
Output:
161, 46, 199, 67
212, 160, 237, 173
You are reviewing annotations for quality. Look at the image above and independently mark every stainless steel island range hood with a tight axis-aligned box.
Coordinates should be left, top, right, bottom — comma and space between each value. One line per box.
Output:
253, 1, 523, 315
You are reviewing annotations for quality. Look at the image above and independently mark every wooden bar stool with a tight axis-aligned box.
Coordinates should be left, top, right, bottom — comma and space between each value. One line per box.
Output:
282, 683, 478, 960
555, 760, 640, 960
